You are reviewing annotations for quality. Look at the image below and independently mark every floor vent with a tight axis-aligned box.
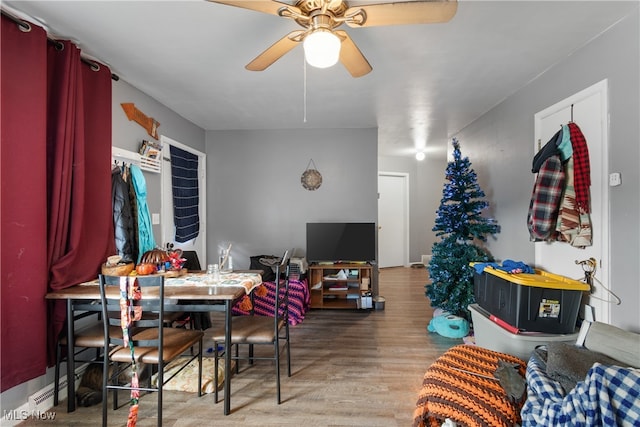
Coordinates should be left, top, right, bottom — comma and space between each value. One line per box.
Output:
28, 378, 66, 413
28, 363, 88, 414
1, 364, 91, 425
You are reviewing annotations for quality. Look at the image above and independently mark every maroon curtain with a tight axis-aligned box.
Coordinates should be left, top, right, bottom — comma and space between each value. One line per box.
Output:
1, 15, 115, 392
1, 15, 49, 393
46, 38, 116, 366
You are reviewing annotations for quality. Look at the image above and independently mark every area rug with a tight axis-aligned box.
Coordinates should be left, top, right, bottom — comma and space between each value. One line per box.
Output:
152, 356, 234, 394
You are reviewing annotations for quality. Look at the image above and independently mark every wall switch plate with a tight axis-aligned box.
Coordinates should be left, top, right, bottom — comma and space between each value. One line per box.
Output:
152, 213, 160, 225
608, 172, 622, 186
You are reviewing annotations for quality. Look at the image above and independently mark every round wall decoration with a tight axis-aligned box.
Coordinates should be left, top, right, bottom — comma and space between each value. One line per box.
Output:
301, 159, 322, 191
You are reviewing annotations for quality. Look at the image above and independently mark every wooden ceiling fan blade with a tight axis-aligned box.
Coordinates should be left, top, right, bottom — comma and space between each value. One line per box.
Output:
345, 0, 457, 28
206, 0, 299, 16
336, 31, 372, 78
246, 31, 304, 71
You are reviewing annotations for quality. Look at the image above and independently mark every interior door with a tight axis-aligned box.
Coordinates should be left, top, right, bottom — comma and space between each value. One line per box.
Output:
533, 79, 610, 324
378, 173, 409, 268
160, 135, 207, 268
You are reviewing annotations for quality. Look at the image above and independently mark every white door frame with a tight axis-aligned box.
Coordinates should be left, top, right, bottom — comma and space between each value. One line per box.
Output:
160, 135, 207, 266
378, 172, 410, 268
533, 79, 610, 324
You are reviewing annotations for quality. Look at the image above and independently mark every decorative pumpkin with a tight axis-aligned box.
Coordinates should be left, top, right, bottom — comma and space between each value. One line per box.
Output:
140, 248, 169, 265
135, 263, 156, 276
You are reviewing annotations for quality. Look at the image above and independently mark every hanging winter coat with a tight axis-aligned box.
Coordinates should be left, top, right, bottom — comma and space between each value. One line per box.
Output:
130, 164, 156, 263
527, 154, 565, 241
111, 167, 136, 263
555, 157, 592, 248
568, 122, 591, 213
127, 172, 140, 264
532, 128, 563, 173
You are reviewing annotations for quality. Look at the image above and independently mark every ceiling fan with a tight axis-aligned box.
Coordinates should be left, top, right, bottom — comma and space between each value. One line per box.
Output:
207, 0, 458, 77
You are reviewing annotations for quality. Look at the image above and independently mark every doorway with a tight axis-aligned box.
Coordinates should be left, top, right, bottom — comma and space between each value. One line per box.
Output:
378, 172, 409, 268
533, 79, 610, 324
160, 135, 207, 267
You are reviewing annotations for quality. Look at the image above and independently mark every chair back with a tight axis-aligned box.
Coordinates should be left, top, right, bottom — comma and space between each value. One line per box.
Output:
181, 250, 201, 271
98, 273, 204, 425
98, 274, 166, 350
272, 250, 291, 330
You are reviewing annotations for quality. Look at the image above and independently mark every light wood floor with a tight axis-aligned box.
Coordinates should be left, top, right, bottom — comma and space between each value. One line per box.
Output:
20, 267, 459, 426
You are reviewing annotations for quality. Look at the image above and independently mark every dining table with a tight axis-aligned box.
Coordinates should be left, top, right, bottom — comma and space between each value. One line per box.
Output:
45, 270, 262, 416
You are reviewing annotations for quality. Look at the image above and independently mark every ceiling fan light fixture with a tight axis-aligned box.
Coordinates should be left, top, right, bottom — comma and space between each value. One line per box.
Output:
303, 29, 341, 69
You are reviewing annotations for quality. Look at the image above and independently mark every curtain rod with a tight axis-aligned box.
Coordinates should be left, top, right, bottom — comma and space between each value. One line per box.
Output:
1, 9, 120, 81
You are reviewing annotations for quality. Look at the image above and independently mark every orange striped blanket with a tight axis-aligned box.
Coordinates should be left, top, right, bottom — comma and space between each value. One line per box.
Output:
413, 344, 526, 427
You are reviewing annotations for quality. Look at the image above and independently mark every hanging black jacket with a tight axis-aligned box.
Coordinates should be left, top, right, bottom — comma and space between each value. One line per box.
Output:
111, 167, 136, 263
532, 128, 563, 173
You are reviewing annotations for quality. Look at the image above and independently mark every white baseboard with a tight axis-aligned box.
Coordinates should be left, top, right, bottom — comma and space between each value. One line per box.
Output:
1, 377, 66, 426
1, 363, 88, 425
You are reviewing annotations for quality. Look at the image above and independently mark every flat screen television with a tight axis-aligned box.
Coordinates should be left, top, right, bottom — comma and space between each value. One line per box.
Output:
306, 222, 376, 263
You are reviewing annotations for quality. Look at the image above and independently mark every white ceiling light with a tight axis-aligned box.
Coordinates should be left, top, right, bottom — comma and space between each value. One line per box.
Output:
415, 152, 426, 161
303, 29, 341, 69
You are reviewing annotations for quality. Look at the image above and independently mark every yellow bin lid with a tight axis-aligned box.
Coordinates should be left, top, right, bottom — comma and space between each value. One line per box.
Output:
471, 263, 590, 291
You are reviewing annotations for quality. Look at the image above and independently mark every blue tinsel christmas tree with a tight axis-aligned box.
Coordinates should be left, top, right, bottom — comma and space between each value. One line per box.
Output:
425, 138, 500, 320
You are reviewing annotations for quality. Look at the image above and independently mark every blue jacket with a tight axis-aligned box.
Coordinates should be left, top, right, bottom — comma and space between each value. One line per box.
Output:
130, 164, 156, 263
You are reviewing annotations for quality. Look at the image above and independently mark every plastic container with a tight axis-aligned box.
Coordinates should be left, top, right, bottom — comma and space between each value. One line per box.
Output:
473, 265, 589, 333
373, 296, 385, 310
469, 304, 579, 360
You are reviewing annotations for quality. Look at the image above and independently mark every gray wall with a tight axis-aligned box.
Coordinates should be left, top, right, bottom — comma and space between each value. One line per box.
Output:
113, 81, 380, 270
205, 128, 378, 269
454, 10, 639, 331
379, 150, 447, 263
112, 79, 206, 245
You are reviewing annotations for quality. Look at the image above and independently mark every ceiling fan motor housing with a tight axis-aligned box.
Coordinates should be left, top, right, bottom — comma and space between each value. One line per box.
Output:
209, 0, 458, 77
293, 1, 365, 28
296, 0, 348, 17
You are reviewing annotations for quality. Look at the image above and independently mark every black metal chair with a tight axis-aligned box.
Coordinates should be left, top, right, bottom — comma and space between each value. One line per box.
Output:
181, 250, 201, 271
53, 306, 112, 408
173, 250, 212, 330
53, 295, 186, 408
98, 274, 204, 427
211, 250, 292, 404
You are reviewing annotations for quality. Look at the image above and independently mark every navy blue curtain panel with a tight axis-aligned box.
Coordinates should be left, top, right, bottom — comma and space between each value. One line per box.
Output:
169, 145, 200, 243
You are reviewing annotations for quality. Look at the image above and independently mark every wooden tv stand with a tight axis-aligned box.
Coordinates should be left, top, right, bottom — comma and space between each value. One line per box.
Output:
308, 263, 373, 309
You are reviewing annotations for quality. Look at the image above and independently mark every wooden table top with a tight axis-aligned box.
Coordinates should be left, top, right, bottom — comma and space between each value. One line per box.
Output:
45, 271, 262, 301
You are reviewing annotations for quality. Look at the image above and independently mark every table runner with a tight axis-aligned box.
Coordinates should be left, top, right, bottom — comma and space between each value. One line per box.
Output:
79, 272, 261, 295
165, 272, 261, 294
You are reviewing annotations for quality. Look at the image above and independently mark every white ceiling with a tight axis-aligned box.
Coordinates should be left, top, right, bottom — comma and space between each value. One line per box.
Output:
4, 1, 638, 157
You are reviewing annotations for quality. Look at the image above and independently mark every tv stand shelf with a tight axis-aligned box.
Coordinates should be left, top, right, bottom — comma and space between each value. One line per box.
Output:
309, 263, 372, 309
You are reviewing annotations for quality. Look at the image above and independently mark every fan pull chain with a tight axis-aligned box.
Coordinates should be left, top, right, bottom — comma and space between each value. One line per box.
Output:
303, 55, 307, 123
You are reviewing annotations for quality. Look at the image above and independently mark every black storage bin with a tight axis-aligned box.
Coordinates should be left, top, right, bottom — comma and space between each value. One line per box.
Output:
473, 266, 590, 334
